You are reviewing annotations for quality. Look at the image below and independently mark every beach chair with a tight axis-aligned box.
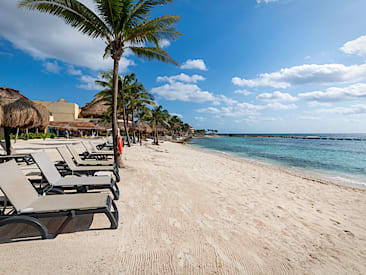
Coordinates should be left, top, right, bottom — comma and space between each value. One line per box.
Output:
0, 160, 118, 240
81, 141, 113, 160
32, 152, 119, 200
56, 146, 120, 182
66, 145, 114, 166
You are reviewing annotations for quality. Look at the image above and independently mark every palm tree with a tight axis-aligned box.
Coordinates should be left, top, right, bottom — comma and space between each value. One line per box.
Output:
95, 72, 135, 147
20, 0, 181, 167
126, 79, 155, 143
147, 105, 169, 145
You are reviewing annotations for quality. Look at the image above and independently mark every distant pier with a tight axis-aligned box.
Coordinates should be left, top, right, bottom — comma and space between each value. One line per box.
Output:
222, 134, 365, 141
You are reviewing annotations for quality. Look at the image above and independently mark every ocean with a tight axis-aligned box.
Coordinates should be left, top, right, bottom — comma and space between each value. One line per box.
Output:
189, 134, 366, 187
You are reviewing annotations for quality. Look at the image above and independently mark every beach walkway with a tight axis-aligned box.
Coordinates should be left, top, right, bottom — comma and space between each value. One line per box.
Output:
0, 140, 365, 274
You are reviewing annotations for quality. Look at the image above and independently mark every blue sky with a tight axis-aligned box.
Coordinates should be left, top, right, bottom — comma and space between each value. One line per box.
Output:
1, 0, 366, 133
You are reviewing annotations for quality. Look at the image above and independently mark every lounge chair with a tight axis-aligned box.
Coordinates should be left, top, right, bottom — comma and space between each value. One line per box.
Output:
66, 145, 114, 166
56, 146, 120, 182
32, 152, 119, 200
81, 141, 114, 160
0, 160, 118, 240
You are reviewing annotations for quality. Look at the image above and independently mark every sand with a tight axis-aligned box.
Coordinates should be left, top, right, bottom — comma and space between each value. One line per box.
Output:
0, 139, 365, 274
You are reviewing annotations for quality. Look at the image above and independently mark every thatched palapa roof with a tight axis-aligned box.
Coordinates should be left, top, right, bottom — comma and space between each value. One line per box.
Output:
0, 87, 50, 129
131, 120, 152, 133
80, 97, 109, 118
153, 124, 168, 133
49, 121, 100, 131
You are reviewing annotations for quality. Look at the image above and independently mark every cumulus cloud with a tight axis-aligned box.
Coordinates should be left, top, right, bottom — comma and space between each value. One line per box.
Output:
317, 104, 366, 115
298, 83, 366, 103
196, 101, 296, 118
232, 63, 366, 88
180, 59, 208, 71
0, 0, 133, 72
257, 91, 297, 102
157, 73, 205, 84
78, 75, 103, 91
151, 82, 216, 103
67, 65, 82, 76
341, 35, 366, 57
213, 95, 238, 106
159, 39, 171, 48
43, 61, 61, 74
234, 89, 252, 96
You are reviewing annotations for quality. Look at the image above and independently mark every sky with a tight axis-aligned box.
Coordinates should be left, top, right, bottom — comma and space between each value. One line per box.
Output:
1, 0, 366, 133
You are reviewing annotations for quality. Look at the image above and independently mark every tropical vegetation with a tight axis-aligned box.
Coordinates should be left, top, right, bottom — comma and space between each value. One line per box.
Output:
20, 0, 182, 167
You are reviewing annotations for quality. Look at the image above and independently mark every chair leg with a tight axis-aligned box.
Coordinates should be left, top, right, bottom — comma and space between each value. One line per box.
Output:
0, 216, 50, 239
110, 180, 120, 200
104, 198, 118, 229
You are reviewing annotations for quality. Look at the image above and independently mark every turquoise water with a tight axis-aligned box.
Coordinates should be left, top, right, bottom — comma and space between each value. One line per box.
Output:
189, 134, 366, 186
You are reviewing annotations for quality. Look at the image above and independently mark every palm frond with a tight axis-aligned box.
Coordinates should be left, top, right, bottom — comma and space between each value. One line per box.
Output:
125, 0, 173, 27
19, 0, 112, 39
127, 46, 178, 65
95, 0, 123, 31
124, 15, 181, 46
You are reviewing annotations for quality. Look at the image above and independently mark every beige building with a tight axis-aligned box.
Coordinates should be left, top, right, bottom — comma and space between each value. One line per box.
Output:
34, 98, 79, 122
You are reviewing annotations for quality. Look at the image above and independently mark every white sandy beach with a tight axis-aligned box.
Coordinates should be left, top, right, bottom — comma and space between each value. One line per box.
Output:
0, 139, 365, 274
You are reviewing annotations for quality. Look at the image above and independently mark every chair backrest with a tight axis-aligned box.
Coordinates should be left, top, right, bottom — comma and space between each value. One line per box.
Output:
0, 160, 38, 211
81, 141, 92, 154
31, 151, 62, 185
66, 145, 83, 163
57, 146, 77, 170
88, 141, 97, 152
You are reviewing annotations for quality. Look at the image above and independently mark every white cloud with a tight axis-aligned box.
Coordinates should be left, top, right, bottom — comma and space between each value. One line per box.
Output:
196, 101, 296, 118
151, 82, 216, 103
170, 113, 183, 118
43, 61, 61, 74
234, 89, 252, 96
317, 104, 366, 115
341, 35, 366, 57
157, 73, 205, 84
196, 107, 220, 114
78, 75, 103, 91
194, 116, 206, 122
159, 39, 171, 48
304, 56, 311, 60
266, 102, 297, 110
0, 0, 133, 72
257, 91, 297, 102
67, 65, 82, 76
298, 83, 366, 103
214, 95, 238, 106
180, 59, 208, 71
232, 63, 366, 88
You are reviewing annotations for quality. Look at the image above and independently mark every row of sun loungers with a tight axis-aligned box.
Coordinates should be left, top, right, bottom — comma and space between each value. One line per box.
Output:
0, 140, 120, 240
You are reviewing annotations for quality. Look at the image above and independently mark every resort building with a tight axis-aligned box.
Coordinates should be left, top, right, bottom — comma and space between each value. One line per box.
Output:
34, 98, 79, 122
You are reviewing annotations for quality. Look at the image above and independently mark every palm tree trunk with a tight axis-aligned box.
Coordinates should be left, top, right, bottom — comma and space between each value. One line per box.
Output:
4, 127, 12, 155
131, 109, 136, 144
112, 57, 123, 168
121, 96, 130, 147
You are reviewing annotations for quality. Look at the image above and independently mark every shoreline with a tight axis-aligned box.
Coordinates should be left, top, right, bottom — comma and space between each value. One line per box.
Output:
188, 141, 366, 191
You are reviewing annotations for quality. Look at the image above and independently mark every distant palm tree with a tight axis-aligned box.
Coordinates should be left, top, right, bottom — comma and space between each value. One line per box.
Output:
95, 72, 135, 147
147, 105, 169, 145
126, 79, 155, 143
19, 0, 181, 167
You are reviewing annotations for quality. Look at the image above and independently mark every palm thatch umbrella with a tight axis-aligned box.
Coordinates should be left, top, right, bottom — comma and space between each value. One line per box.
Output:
131, 120, 152, 145
153, 124, 168, 133
80, 97, 109, 118
131, 120, 152, 133
0, 87, 49, 155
